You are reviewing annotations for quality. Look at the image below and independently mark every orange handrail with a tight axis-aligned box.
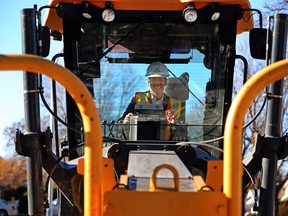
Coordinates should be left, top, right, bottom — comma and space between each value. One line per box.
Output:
2, 54, 288, 216
0, 54, 103, 216
223, 59, 288, 216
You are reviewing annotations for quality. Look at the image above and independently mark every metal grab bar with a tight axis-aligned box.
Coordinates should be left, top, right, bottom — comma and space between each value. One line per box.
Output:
0, 54, 103, 216
223, 59, 288, 216
2, 54, 288, 216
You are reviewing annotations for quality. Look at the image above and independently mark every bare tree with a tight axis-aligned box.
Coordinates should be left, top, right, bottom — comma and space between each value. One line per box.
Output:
263, 0, 288, 15
261, 0, 288, 176
3, 120, 25, 157
93, 65, 142, 122
237, 1, 288, 211
40, 76, 67, 143
2, 75, 67, 157
234, 33, 267, 157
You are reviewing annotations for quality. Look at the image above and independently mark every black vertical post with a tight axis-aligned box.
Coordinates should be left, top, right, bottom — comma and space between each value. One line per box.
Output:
59, 4, 82, 215
62, 3, 82, 160
21, 8, 44, 216
259, 14, 288, 216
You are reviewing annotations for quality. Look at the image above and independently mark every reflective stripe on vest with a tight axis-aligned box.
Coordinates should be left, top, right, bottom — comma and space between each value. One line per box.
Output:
135, 92, 151, 104
135, 92, 182, 119
167, 97, 182, 119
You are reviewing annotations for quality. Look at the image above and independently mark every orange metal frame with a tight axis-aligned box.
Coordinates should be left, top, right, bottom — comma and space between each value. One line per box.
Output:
45, 0, 253, 34
1, 55, 287, 216
0, 54, 103, 215
223, 59, 288, 215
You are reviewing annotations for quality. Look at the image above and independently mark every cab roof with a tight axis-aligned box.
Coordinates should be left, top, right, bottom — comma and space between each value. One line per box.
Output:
44, 0, 254, 34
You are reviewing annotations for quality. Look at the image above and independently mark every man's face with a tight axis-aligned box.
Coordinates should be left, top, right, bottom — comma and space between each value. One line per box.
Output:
148, 77, 167, 97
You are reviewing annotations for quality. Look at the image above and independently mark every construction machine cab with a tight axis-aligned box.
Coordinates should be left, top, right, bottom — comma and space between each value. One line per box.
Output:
19, 1, 278, 215
44, 2, 254, 159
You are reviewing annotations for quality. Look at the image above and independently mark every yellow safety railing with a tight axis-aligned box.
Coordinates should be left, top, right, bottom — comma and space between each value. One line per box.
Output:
223, 59, 288, 216
1, 54, 288, 216
0, 54, 103, 216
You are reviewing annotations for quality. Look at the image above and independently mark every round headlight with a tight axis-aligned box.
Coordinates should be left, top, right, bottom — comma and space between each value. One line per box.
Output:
211, 12, 220, 21
102, 8, 115, 22
183, 8, 197, 23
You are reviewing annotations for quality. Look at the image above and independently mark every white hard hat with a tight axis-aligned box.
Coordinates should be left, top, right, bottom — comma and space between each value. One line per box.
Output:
145, 61, 170, 78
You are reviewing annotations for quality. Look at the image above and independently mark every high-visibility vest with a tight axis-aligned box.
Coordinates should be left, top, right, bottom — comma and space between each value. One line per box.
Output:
135, 92, 151, 104
135, 92, 182, 119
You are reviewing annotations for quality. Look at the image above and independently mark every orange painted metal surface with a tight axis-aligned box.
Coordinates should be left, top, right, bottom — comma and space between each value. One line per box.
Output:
0, 54, 103, 216
193, 175, 211, 191
223, 59, 288, 216
45, 0, 253, 34
2, 53, 286, 216
206, 160, 223, 192
78, 157, 117, 193
103, 190, 227, 216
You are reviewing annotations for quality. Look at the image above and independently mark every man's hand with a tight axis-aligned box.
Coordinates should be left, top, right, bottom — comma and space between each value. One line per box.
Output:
165, 109, 175, 124
124, 113, 134, 123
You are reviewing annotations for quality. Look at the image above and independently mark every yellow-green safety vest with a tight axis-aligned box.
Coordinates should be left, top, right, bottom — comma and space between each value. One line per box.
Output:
135, 92, 182, 119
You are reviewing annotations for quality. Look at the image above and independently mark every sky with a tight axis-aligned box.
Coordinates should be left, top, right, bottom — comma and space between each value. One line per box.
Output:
0, 0, 264, 157
0, 0, 62, 157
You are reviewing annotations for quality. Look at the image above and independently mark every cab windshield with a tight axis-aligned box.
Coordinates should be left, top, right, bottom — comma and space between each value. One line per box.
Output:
76, 21, 230, 156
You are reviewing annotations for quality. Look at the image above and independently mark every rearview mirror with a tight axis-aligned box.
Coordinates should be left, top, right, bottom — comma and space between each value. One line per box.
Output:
39, 26, 51, 57
249, 28, 271, 60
